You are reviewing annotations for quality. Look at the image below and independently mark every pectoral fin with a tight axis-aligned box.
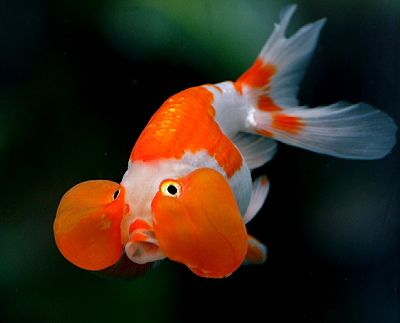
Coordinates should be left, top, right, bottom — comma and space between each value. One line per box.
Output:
245, 235, 267, 265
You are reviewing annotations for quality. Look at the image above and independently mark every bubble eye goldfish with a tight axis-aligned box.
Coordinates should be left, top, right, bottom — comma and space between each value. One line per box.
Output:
53, 5, 397, 278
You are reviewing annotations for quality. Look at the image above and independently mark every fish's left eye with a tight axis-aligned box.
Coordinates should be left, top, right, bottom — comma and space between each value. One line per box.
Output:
160, 180, 181, 197
113, 189, 120, 200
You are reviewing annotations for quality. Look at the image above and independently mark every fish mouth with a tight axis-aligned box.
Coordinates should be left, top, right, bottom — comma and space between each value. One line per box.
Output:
124, 219, 166, 264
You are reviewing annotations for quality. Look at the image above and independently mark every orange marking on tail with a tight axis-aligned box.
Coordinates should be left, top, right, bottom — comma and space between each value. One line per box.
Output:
235, 59, 277, 94
256, 129, 274, 138
129, 219, 152, 234
131, 86, 243, 177
257, 96, 282, 112
272, 114, 304, 134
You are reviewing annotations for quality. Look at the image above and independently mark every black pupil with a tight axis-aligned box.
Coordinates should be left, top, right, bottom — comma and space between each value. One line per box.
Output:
167, 185, 178, 195
113, 189, 120, 200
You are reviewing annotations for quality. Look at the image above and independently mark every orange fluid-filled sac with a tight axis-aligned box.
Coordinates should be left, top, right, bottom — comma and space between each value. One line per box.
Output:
53, 180, 128, 271
152, 168, 248, 278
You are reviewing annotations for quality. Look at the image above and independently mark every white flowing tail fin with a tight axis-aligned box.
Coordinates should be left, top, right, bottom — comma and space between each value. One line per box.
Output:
251, 102, 397, 159
233, 4, 397, 162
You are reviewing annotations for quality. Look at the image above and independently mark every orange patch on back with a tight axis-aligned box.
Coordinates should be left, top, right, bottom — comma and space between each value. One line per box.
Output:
131, 86, 243, 177
272, 114, 304, 134
235, 59, 277, 93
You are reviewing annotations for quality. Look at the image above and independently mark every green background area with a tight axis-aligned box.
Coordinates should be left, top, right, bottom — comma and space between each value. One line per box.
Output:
0, 0, 399, 322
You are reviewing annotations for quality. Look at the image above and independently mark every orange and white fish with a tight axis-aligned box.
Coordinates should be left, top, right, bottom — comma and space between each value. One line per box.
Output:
53, 5, 397, 278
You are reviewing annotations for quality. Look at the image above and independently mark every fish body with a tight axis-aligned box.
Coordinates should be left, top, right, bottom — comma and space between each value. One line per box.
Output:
54, 5, 397, 278
121, 84, 253, 265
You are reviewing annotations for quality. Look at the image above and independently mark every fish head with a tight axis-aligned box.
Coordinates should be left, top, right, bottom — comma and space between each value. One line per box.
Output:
53, 180, 128, 271
151, 168, 248, 278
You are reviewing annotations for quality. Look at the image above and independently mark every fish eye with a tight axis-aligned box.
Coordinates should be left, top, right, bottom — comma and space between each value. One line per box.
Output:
113, 189, 120, 200
160, 180, 181, 197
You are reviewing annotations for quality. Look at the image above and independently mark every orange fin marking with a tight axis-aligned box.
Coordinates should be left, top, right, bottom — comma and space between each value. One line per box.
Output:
131, 86, 243, 177
261, 176, 268, 186
257, 95, 282, 112
235, 59, 277, 94
272, 114, 304, 134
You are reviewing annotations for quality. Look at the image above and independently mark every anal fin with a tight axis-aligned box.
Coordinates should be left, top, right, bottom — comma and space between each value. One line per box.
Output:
244, 235, 267, 265
244, 175, 270, 224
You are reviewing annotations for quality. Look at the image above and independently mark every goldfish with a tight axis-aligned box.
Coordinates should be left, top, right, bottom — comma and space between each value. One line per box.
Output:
53, 5, 397, 278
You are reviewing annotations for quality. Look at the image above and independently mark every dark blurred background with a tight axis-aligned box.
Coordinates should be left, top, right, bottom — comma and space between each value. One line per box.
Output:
0, 0, 399, 322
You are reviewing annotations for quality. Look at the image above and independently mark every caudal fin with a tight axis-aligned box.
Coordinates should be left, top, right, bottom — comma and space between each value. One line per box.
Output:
236, 4, 325, 108
235, 5, 397, 160
252, 102, 397, 159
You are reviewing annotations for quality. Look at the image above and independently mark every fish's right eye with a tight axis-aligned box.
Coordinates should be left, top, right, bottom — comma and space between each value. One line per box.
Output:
160, 180, 182, 197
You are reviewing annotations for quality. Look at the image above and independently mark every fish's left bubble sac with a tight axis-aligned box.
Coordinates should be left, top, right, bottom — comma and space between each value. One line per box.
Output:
53, 180, 127, 271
